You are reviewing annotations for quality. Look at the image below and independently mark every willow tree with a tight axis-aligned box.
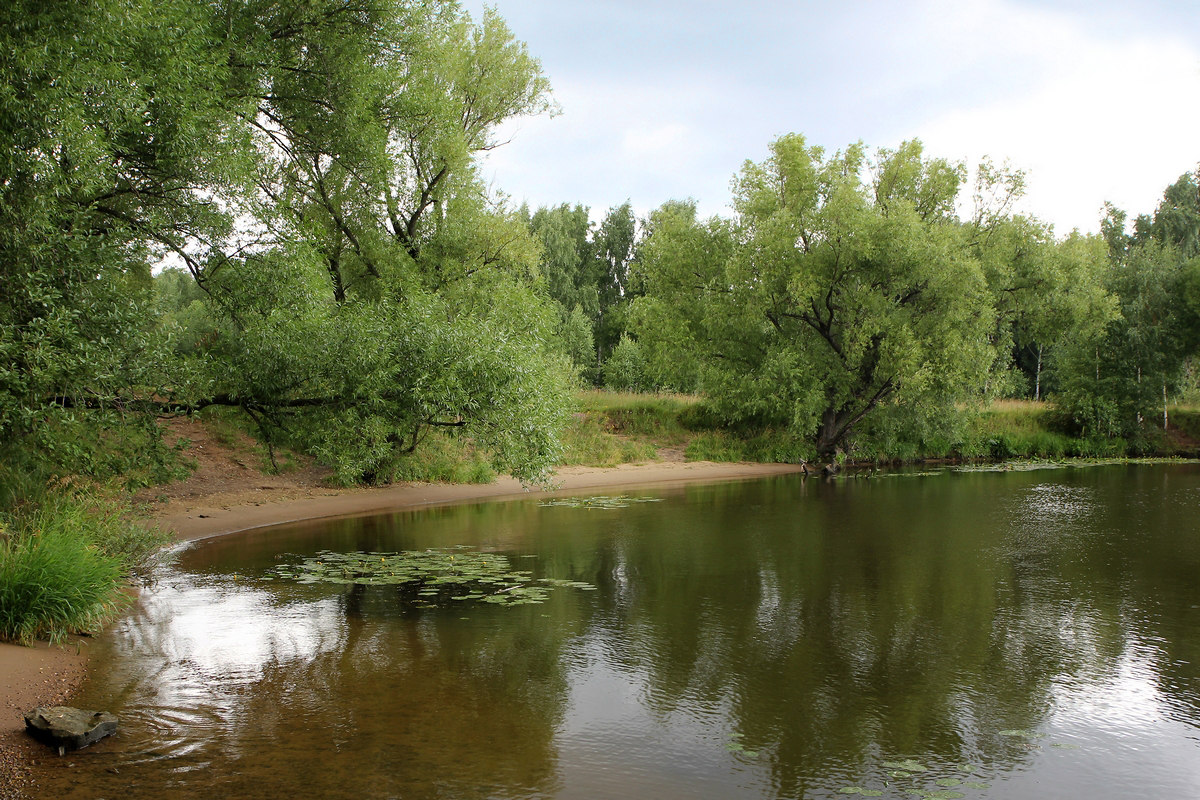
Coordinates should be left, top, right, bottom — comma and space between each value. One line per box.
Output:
1, 0, 570, 487
635, 136, 996, 459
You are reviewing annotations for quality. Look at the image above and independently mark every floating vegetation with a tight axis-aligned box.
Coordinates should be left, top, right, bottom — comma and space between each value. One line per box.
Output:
883, 759, 928, 773
838, 788, 882, 797
724, 732, 758, 758
538, 495, 665, 510
268, 548, 596, 608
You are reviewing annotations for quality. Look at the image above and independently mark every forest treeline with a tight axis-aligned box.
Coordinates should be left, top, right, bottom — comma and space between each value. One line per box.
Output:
4, 0, 1200, 495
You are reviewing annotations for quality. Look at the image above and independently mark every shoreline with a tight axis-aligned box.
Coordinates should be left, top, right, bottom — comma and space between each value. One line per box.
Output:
163, 460, 806, 541
0, 459, 803, 795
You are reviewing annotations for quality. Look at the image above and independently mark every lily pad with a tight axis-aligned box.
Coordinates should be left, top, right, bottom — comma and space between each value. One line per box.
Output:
269, 547, 596, 608
538, 495, 665, 510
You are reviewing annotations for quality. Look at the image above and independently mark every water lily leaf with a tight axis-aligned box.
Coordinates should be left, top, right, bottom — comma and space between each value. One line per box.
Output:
268, 547, 595, 609
963, 781, 990, 789
923, 791, 965, 800
838, 788, 863, 795
1051, 742, 1079, 749
935, 778, 961, 787
891, 771, 911, 779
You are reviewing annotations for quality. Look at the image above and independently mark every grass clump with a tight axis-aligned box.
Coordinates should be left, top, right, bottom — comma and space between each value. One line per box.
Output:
0, 525, 123, 645
0, 491, 171, 644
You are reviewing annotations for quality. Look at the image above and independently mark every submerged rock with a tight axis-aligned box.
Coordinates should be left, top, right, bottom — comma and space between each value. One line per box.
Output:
24, 706, 118, 755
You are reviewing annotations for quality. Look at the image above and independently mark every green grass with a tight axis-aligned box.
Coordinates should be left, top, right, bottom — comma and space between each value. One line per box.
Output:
560, 414, 658, 467
370, 429, 497, 485
1169, 407, 1200, 447
0, 494, 171, 644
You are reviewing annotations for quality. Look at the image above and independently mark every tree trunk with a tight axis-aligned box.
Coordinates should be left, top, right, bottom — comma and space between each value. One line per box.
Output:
816, 408, 843, 460
1034, 344, 1043, 402
1163, 382, 1169, 430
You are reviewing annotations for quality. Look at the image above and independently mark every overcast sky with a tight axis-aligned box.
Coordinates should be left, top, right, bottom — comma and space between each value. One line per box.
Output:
462, 0, 1200, 235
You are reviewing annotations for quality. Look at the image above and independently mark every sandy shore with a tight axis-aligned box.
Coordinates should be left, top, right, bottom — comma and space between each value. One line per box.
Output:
0, 459, 802, 795
163, 460, 805, 540
0, 639, 91, 800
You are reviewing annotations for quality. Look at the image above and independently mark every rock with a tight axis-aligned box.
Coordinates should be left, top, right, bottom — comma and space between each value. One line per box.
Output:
24, 706, 118, 755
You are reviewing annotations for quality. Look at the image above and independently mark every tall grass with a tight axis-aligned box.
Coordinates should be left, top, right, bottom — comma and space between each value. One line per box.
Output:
0, 526, 123, 645
0, 493, 171, 644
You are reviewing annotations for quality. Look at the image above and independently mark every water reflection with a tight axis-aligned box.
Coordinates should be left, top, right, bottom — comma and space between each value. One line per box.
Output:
39, 465, 1200, 799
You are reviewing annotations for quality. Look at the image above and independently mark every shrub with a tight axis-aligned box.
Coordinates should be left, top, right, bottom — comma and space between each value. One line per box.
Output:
602, 335, 650, 392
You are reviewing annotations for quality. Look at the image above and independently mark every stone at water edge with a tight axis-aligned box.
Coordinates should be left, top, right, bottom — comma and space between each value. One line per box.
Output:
24, 706, 118, 755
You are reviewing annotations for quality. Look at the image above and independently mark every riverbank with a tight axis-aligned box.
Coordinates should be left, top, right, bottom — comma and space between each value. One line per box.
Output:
0, 639, 90, 800
0, 458, 803, 797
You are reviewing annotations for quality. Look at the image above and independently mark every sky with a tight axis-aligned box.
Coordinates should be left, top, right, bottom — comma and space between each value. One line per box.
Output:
462, 0, 1200, 235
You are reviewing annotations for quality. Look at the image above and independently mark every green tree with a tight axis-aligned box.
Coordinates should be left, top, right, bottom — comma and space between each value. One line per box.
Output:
635, 136, 996, 459
1056, 174, 1200, 438
529, 204, 598, 316
1, 0, 570, 488
602, 334, 650, 392
594, 201, 638, 361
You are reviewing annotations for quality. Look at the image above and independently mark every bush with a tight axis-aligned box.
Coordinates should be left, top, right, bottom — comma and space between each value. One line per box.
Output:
602, 335, 650, 392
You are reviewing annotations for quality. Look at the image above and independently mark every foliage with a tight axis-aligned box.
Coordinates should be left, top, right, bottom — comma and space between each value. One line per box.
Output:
557, 305, 598, 384
1, 0, 572, 494
602, 334, 651, 392
1055, 175, 1200, 439
635, 136, 996, 458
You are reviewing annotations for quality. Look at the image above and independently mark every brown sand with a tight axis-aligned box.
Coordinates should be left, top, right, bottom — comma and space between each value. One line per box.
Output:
0, 639, 90, 800
0, 456, 803, 797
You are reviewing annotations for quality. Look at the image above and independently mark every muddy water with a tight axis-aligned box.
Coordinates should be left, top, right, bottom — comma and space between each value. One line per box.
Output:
38, 465, 1200, 798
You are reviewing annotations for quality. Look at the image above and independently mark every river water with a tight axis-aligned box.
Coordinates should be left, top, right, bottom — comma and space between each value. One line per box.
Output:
37, 464, 1200, 799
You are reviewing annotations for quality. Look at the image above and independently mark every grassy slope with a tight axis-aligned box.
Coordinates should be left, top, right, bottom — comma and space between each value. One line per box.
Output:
563, 392, 1200, 467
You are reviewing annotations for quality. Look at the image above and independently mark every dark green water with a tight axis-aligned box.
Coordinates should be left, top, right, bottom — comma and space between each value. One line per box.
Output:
38, 465, 1200, 799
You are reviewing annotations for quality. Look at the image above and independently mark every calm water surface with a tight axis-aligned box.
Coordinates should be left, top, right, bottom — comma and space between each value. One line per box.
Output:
39, 465, 1200, 799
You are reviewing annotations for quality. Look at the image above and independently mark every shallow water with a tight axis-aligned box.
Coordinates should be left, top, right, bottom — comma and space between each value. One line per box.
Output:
39, 465, 1200, 798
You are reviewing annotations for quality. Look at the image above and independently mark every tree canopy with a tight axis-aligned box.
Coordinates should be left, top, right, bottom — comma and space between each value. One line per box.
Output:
1, 0, 570, 486
635, 136, 999, 457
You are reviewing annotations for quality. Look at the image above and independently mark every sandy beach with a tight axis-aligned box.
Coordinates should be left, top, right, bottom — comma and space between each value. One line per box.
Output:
0, 459, 802, 796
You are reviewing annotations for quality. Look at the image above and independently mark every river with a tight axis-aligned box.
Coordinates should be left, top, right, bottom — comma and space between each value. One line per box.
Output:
37, 464, 1200, 799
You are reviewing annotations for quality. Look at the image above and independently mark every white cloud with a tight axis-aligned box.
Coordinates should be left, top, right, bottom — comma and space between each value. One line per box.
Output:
475, 0, 1200, 232
904, 0, 1200, 233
